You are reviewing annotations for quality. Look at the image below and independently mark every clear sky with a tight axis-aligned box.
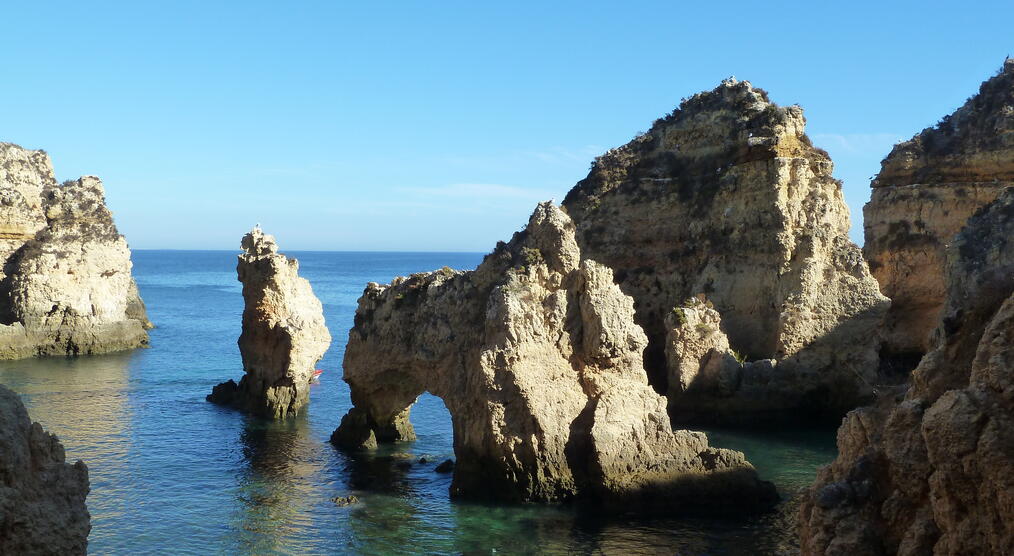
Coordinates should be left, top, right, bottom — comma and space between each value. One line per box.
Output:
2, 1, 1011, 251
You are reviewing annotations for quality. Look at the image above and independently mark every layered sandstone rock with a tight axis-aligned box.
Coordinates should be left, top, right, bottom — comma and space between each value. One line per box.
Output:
865, 59, 1014, 360
561, 79, 888, 421
208, 228, 331, 418
0, 142, 151, 359
0, 385, 90, 555
800, 188, 1014, 555
333, 203, 777, 512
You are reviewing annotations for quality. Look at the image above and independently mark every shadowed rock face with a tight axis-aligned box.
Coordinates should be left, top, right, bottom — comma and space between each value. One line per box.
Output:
333, 203, 777, 513
208, 228, 331, 419
0, 142, 151, 359
561, 80, 888, 422
865, 59, 1014, 361
800, 188, 1014, 555
0, 385, 90, 555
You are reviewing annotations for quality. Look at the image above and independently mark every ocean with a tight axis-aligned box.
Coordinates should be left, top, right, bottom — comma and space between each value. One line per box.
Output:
0, 250, 836, 555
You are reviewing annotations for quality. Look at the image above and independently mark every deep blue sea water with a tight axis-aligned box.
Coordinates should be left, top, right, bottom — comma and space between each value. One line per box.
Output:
0, 250, 836, 555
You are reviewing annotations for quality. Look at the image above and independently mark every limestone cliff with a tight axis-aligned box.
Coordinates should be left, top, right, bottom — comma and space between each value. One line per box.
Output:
800, 188, 1014, 555
0, 142, 150, 359
865, 59, 1014, 360
333, 203, 778, 512
208, 228, 331, 418
0, 385, 90, 555
561, 79, 888, 422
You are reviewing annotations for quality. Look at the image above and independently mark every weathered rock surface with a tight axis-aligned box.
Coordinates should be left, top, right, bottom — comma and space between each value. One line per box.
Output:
865, 59, 1014, 361
333, 203, 777, 512
0, 142, 151, 359
0, 385, 90, 555
561, 79, 889, 422
800, 188, 1014, 555
664, 296, 740, 398
208, 228, 331, 418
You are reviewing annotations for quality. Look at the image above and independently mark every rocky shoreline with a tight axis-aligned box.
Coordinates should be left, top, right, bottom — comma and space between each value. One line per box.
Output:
0, 385, 90, 555
1, 59, 1012, 554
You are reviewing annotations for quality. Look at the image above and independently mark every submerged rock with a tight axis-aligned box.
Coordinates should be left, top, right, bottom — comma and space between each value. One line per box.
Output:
0, 385, 90, 555
434, 459, 454, 473
208, 228, 331, 418
865, 59, 1014, 363
331, 495, 359, 507
800, 188, 1014, 555
0, 142, 151, 359
333, 203, 777, 513
561, 79, 889, 423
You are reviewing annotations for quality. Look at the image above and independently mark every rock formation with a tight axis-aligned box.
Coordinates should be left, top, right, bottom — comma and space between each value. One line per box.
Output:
0, 385, 90, 555
208, 228, 331, 418
864, 59, 1014, 363
799, 187, 1014, 555
0, 142, 151, 359
333, 203, 778, 512
561, 79, 889, 422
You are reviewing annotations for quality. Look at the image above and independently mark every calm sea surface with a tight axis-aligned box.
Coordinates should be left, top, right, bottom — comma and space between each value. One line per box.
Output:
0, 250, 836, 555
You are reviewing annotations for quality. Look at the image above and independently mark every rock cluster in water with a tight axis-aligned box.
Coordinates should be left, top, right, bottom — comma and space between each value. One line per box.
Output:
0, 142, 151, 359
0, 385, 90, 555
800, 61, 1014, 555
208, 228, 331, 418
333, 203, 778, 512
864, 59, 1014, 363
561, 79, 889, 422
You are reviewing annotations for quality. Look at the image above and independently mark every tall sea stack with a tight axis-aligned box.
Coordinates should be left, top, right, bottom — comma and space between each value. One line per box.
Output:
0, 142, 151, 359
864, 58, 1014, 364
561, 79, 888, 422
208, 228, 331, 418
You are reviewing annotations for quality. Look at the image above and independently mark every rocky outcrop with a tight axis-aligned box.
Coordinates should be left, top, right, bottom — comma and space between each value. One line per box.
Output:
864, 59, 1014, 361
561, 79, 889, 422
208, 228, 331, 418
333, 203, 778, 513
799, 188, 1014, 555
0, 385, 90, 555
0, 142, 151, 359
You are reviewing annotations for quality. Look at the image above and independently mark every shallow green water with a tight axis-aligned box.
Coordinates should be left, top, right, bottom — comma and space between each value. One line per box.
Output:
0, 250, 837, 555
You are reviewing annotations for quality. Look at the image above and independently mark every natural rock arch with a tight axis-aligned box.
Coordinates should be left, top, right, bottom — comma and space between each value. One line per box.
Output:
333, 203, 777, 512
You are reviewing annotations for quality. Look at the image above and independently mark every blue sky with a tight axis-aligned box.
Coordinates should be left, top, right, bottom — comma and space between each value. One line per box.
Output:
2, 1, 1011, 251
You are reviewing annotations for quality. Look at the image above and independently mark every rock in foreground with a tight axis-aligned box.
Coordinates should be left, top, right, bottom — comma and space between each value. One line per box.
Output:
864, 58, 1013, 363
0, 142, 151, 359
208, 228, 331, 418
561, 79, 889, 423
333, 203, 777, 513
800, 188, 1014, 555
0, 385, 90, 555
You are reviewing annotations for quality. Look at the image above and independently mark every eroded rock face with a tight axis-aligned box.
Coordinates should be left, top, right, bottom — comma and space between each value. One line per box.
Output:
865, 59, 1014, 361
561, 80, 888, 422
208, 228, 331, 418
334, 203, 777, 512
800, 188, 1014, 555
0, 142, 151, 359
0, 385, 90, 555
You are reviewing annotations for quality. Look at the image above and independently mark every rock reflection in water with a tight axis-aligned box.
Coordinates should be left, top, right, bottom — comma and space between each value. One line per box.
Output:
233, 414, 330, 554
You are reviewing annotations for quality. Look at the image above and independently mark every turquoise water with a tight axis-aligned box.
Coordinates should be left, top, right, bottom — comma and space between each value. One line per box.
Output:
0, 250, 836, 555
